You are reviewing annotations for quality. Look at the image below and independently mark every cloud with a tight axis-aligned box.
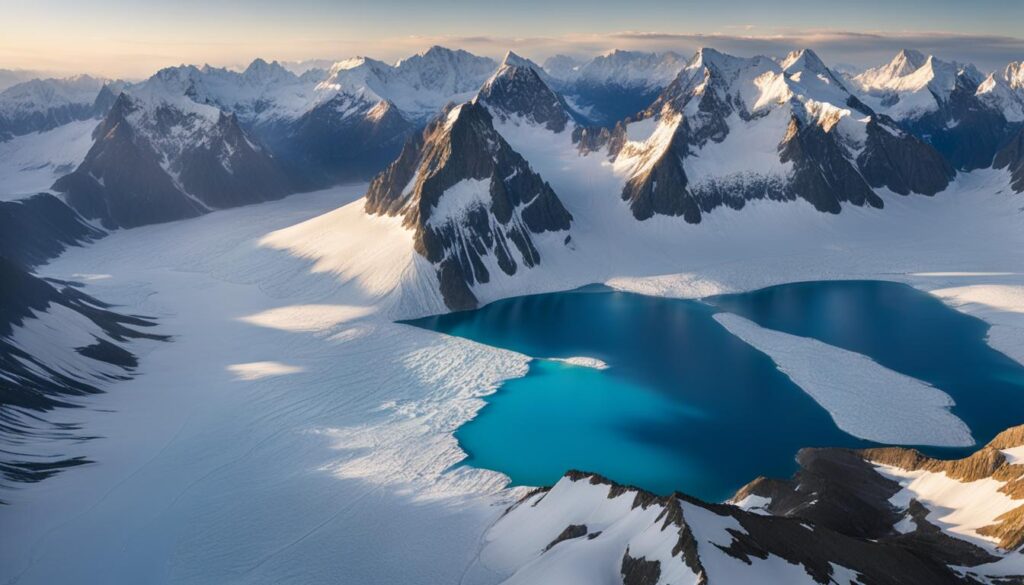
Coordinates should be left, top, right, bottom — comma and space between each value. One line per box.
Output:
368, 29, 1023, 73
8, 28, 1021, 79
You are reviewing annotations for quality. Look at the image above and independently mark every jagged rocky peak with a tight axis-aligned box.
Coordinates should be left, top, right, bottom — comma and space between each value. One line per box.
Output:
614, 46, 954, 223
365, 101, 572, 310
52, 85, 292, 229
477, 55, 571, 132
487, 425, 1024, 585
541, 54, 584, 83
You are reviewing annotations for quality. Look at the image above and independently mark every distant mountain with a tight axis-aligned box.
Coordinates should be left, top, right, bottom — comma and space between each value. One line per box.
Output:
851, 50, 1017, 170
0, 75, 120, 140
365, 100, 572, 310
0, 69, 48, 92
547, 50, 688, 125
52, 76, 294, 228
602, 48, 951, 222
477, 53, 572, 132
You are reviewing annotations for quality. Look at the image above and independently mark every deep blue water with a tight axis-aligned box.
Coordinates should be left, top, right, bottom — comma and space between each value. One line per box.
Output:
404, 281, 1024, 502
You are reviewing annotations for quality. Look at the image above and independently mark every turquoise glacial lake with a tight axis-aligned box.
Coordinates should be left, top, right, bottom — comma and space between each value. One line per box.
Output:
404, 281, 1024, 502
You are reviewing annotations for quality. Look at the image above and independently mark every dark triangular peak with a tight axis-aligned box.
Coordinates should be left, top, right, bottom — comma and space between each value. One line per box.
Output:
365, 101, 572, 310
994, 126, 1024, 192
53, 91, 293, 229
477, 54, 572, 132
778, 113, 883, 213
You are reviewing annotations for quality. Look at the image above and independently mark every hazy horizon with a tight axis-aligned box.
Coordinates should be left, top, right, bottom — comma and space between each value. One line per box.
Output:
2, 0, 1022, 79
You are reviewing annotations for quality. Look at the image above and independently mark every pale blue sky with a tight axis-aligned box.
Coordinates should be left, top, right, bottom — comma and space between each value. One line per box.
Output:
2, 0, 1021, 77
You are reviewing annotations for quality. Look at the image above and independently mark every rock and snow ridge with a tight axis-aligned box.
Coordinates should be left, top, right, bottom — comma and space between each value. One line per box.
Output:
364, 100, 572, 310
52, 89, 294, 229
600, 47, 953, 222
483, 425, 1024, 584
852, 50, 1018, 171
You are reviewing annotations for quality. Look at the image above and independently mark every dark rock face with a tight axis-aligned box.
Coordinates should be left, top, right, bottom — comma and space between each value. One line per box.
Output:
544, 524, 587, 551
858, 116, 956, 195
994, 127, 1024, 193
53, 93, 293, 229
478, 64, 570, 133
0, 193, 104, 268
265, 97, 414, 187
0, 258, 166, 487
365, 101, 572, 310
621, 549, 661, 585
620, 127, 697, 222
569, 83, 664, 126
778, 115, 884, 213
902, 74, 1016, 171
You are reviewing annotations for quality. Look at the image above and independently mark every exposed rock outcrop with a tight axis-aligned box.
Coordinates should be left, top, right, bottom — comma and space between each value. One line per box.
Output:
994, 126, 1024, 193
365, 101, 572, 310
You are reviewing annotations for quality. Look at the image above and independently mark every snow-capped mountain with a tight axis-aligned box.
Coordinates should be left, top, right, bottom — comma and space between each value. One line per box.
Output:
0, 75, 119, 140
317, 46, 497, 123
852, 50, 1015, 170
548, 50, 687, 124
364, 100, 572, 309
52, 85, 293, 228
978, 61, 1024, 123
485, 425, 1024, 584
602, 48, 952, 222
477, 53, 572, 132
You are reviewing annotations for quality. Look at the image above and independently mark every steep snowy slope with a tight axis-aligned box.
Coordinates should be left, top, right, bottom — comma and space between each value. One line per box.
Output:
0, 193, 104, 267
977, 62, 1024, 123
852, 50, 1013, 170
364, 100, 572, 309
481, 425, 1024, 584
0, 119, 98, 197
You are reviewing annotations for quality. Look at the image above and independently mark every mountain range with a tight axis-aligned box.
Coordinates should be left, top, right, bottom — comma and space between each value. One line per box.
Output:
3, 45, 1023, 306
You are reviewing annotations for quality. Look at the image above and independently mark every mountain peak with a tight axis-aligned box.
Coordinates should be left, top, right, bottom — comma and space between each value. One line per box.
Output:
894, 48, 928, 71
781, 49, 828, 74
241, 58, 294, 84
478, 60, 569, 132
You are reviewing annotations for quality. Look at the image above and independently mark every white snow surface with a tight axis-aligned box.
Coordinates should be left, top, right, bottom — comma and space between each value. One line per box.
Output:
0, 118, 96, 198
2, 154, 1024, 584
549, 356, 609, 370
713, 313, 974, 447
875, 463, 1024, 550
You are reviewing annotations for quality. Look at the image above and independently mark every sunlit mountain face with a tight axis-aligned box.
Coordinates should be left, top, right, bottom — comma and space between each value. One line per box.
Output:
2, 3, 1024, 583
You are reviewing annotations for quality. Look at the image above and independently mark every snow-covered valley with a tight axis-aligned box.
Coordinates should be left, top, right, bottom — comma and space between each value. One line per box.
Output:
1, 161, 1023, 582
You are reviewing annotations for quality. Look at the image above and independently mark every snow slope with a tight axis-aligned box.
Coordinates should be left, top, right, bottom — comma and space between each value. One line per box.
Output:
0, 119, 96, 198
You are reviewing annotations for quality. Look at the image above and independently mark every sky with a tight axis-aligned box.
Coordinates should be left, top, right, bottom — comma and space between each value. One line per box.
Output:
1, 0, 1022, 79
